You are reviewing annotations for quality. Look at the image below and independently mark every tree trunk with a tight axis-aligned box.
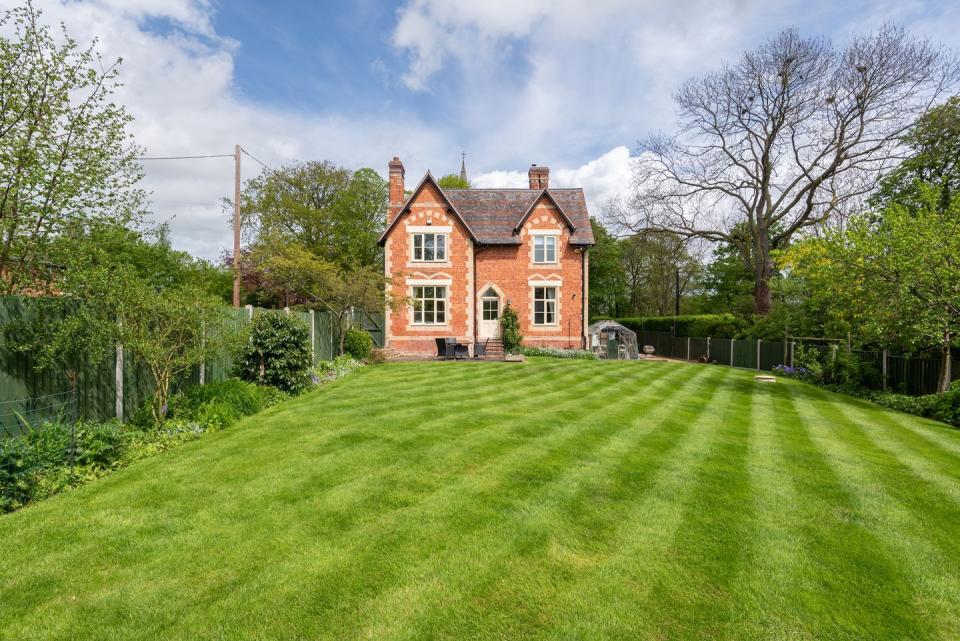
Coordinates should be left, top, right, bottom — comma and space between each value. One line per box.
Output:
937, 330, 952, 394
752, 226, 774, 315
753, 260, 774, 316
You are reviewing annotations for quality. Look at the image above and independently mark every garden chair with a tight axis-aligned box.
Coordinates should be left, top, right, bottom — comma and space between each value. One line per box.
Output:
441, 337, 458, 360
474, 339, 489, 360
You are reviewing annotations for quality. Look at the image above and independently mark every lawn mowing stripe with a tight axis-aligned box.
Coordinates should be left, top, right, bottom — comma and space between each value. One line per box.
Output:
795, 386, 960, 639
0, 362, 600, 628
602, 368, 754, 640
264, 361, 657, 530
0, 362, 620, 636
837, 400, 960, 500
1, 360, 644, 636
826, 395, 960, 483
347, 363, 730, 641
730, 378, 814, 640
11, 361, 687, 641
491, 365, 735, 639
638, 372, 757, 640
250, 361, 713, 639
877, 411, 960, 459
777, 381, 934, 640
802, 385, 960, 541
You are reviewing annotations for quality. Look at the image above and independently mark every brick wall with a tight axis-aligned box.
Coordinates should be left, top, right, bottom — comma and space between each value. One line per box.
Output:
384, 189, 587, 356
384, 182, 474, 355
476, 200, 585, 349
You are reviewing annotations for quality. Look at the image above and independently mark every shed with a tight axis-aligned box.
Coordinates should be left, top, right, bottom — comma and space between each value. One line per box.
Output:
588, 320, 639, 360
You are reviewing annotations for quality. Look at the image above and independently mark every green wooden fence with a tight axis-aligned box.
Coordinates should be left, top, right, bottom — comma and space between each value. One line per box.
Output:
0, 297, 383, 436
636, 330, 959, 396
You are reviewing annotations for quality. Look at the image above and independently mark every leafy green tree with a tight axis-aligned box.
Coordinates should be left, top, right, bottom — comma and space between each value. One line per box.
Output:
114, 281, 233, 423
4, 296, 115, 416
252, 241, 399, 354
698, 239, 754, 316
240, 161, 386, 271
12, 221, 236, 423
437, 174, 470, 189
785, 184, 960, 392
0, 2, 145, 294
587, 219, 626, 318
617, 231, 702, 316
872, 96, 960, 215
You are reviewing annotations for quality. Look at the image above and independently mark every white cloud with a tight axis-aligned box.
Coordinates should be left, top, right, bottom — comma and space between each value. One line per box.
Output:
6, 0, 958, 260
13, 0, 453, 260
473, 146, 634, 214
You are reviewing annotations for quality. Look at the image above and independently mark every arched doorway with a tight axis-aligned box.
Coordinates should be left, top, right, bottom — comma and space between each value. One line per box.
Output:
479, 286, 501, 338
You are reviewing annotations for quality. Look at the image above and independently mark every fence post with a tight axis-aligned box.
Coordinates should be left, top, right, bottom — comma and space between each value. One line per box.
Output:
730, 339, 736, 367
686, 337, 691, 361
309, 310, 316, 363
245, 304, 253, 320
115, 343, 124, 421
756, 339, 761, 370
882, 349, 888, 392
831, 344, 838, 365
706, 337, 711, 361
790, 341, 796, 368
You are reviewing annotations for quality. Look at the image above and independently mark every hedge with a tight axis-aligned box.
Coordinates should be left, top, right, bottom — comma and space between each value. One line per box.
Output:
612, 314, 745, 338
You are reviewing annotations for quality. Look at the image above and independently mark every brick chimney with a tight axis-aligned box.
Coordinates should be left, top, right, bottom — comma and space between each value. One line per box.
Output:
528, 164, 549, 189
388, 156, 405, 224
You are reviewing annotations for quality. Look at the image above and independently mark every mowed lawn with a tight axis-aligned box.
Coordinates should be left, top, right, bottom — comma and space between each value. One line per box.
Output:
2, 359, 960, 641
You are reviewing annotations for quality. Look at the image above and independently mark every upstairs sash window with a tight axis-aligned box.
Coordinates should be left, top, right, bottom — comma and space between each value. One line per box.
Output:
413, 233, 446, 261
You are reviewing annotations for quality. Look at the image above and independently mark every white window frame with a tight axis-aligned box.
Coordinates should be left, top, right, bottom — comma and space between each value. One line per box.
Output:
533, 235, 557, 264
412, 285, 447, 325
481, 298, 499, 321
411, 231, 447, 262
533, 286, 557, 325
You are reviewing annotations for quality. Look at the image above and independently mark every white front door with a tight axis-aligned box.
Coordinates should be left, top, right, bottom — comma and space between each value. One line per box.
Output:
479, 288, 501, 339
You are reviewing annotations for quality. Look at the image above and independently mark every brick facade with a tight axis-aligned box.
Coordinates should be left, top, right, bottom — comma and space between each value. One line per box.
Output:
381, 159, 593, 356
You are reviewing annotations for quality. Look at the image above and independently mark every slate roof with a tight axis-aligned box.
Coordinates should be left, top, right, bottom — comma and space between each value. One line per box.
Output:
379, 173, 596, 246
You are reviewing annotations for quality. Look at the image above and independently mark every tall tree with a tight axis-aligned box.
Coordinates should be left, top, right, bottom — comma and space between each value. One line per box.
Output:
871, 96, 960, 214
786, 185, 959, 392
239, 161, 386, 271
0, 2, 145, 293
436, 174, 470, 189
587, 219, 626, 318
618, 232, 702, 316
615, 26, 956, 315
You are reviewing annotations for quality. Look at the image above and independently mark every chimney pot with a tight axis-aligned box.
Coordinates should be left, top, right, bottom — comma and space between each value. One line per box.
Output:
388, 157, 406, 225
528, 164, 550, 189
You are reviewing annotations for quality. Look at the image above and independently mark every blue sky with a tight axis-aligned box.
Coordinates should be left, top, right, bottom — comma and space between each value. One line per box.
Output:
11, 0, 960, 258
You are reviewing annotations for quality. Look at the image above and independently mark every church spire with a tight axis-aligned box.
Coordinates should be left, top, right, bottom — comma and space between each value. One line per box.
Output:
459, 151, 467, 184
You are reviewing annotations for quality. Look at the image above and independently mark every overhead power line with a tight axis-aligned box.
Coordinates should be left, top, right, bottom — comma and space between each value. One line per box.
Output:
136, 154, 235, 160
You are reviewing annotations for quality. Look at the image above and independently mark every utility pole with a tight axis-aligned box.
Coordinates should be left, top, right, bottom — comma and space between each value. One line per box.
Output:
233, 144, 241, 307
674, 269, 681, 316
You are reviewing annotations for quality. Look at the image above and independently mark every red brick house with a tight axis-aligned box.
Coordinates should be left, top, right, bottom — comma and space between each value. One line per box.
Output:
379, 157, 595, 356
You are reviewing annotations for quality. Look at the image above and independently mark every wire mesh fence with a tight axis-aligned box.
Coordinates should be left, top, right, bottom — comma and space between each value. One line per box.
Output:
0, 390, 77, 438
636, 330, 958, 396
1, 297, 384, 436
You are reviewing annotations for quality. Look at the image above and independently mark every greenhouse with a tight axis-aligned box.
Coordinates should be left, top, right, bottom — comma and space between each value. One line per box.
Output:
588, 320, 640, 360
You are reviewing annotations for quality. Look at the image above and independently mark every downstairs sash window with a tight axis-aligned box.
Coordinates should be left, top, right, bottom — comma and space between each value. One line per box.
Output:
412, 286, 447, 324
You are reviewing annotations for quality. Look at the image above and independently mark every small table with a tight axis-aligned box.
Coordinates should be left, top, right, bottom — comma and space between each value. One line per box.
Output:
454, 343, 470, 359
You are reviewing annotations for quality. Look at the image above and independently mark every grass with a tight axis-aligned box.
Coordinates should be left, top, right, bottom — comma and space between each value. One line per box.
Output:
2, 358, 960, 640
